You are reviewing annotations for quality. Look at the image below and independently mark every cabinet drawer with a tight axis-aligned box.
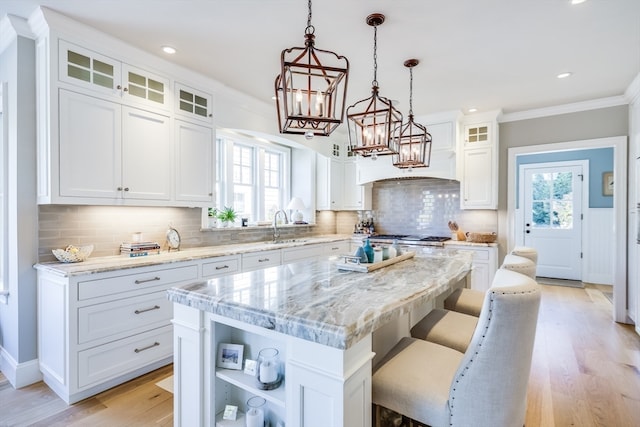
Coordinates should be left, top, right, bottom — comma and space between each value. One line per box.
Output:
78, 325, 172, 388
202, 255, 241, 278
451, 248, 489, 261
322, 241, 349, 257
77, 291, 172, 344
78, 264, 198, 300
282, 245, 321, 263
242, 250, 281, 272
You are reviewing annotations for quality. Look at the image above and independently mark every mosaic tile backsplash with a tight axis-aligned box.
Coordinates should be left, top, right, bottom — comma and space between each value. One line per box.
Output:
370, 178, 497, 237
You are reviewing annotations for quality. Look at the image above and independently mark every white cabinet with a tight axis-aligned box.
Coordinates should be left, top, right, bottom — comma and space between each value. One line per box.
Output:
317, 155, 372, 211
459, 115, 499, 210
174, 120, 214, 204
174, 82, 213, 124
59, 40, 170, 111
446, 245, 498, 291
36, 261, 198, 404
58, 89, 171, 202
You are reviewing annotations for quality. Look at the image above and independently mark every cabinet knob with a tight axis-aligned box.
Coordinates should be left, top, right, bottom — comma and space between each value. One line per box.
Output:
123, 87, 129, 92
124, 187, 130, 192
208, 113, 213, 117
116, 85, 122, 90
117, 187, 122, 191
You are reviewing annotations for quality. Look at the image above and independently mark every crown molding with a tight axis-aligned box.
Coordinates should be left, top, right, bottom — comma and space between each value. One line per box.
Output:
0, 14, 35, 55
499, 96, 628, 123
625, 72, 640, 105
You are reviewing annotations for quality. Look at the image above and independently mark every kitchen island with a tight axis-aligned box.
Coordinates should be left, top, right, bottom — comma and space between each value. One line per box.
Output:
167, 250, 472, 427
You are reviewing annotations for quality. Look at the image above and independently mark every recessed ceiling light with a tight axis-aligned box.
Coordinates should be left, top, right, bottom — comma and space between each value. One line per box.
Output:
557, 72, 572, 79
162, 46, 176, 54
571, 0, 587, 5
468, 107, 477, 113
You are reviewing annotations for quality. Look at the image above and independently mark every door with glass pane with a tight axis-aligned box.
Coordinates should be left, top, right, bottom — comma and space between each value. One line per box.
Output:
522, 162, 584, 280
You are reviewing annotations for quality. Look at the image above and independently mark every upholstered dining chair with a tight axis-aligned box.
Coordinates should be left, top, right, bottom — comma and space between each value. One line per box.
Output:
444, 247, 538, 317
372, 272, 541, 427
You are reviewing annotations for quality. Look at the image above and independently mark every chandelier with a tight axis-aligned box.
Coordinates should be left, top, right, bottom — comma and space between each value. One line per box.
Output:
347, 13, 402, 159
393, 59, 432, 169
274, 0, 349, 139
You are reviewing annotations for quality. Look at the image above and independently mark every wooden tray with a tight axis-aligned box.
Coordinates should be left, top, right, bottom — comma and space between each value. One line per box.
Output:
337, 251, 415, 272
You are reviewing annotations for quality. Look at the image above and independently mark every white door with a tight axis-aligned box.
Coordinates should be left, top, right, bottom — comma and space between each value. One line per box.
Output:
521, 162, 584, 280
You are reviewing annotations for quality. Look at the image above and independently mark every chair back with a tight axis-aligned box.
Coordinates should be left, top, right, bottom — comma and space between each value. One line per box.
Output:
448, 272, 540, 427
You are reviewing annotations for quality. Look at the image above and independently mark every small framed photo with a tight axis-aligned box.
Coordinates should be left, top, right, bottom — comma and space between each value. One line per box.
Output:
602, 171, 613, 196
217, 343, 244, 370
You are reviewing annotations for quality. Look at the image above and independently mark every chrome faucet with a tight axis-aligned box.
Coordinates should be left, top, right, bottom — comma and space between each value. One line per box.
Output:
273, 210, 289, 242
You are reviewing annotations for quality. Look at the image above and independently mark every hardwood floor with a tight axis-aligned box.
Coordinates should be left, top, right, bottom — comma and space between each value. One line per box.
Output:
1, 284, 639, 427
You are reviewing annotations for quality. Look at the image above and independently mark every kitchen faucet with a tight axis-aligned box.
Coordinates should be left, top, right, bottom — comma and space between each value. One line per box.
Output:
273, 209, 289, 242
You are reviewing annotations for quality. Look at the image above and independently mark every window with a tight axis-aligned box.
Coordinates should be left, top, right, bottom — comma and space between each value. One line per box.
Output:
215, 132, 290, 223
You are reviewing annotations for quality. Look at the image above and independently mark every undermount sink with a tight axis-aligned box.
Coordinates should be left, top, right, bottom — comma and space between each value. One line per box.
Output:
270, 239, 309, 244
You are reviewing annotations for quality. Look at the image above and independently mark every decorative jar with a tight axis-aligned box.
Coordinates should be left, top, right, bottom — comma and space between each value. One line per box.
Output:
256, 348, 282, 390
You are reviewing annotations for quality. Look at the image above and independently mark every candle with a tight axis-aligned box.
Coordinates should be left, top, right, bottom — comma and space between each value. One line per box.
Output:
259, 360, 278, 383
245, 407, 264, 427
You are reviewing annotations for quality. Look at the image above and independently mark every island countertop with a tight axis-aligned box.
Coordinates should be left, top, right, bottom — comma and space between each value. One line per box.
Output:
167, 250, 473, 350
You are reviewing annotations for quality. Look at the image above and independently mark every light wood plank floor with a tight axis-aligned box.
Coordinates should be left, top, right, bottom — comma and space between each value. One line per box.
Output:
1, 284, 639, 426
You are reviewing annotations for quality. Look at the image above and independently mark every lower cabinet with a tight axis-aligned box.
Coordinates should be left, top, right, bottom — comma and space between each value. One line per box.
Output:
446, 245, 498, 291
36, 261, 198, 404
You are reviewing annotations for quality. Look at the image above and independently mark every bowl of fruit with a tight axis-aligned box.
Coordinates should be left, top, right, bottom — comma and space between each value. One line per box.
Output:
52, 244, 94, 263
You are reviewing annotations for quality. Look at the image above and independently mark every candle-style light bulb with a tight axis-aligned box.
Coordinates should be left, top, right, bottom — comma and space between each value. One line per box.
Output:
296, 89, 303, 115
316, 91, 324, 117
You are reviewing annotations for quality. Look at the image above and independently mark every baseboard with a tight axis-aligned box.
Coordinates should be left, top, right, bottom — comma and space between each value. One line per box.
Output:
0, 346, 42, 388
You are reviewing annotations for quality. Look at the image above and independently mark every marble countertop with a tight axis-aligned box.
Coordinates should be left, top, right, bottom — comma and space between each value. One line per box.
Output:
350, 235, 498, 248
33, 234, 351, 277
167, 250, 473, 350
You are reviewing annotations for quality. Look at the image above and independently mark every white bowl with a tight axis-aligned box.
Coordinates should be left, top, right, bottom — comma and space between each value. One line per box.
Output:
52, 244, 94, 263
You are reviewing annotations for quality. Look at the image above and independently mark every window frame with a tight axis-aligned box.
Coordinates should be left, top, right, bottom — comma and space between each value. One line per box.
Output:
214, 131, 291, 224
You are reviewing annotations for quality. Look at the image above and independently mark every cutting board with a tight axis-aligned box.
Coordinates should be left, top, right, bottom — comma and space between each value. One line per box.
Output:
337, 251, 416, 272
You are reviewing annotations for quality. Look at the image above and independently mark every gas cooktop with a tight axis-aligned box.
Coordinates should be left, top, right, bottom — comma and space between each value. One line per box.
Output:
363, 235, 451, 246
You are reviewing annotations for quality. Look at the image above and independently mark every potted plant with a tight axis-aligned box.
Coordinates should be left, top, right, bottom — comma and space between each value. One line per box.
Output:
217, 206, 237, 227
207, 208, 218, 228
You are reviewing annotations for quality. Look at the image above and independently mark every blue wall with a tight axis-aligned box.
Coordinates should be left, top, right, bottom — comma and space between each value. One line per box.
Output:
516, 148, 614, 208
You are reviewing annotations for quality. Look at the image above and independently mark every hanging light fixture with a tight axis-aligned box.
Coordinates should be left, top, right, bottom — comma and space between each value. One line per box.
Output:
347, 13, 402, 159
275, 0, 349, 139
393, 59, 432, 169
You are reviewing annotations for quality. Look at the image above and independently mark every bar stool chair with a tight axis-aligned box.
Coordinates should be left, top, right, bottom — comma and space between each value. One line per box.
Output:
372, 274, 541, 427
411, 269, 534, 353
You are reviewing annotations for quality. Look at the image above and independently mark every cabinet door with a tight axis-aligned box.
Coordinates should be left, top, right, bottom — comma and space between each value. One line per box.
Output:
175, 83, 214, 124
121, 106, 171, 200
461, 146, 496, 209
342, 161, 372, 210
329, 158, 343, 210
316, 154, 331, 210
58, 40, 121, 98
59, 90, 122, 199
122, 64, 170, 111
175, 120, 214, 203
463, 122, 491, 146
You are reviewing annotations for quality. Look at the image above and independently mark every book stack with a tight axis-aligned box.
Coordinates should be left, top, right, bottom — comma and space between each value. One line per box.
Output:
120, 241, 161, 257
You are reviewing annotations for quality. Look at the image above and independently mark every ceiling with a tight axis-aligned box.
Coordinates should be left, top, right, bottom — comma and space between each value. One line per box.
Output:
1, 0, 639, 120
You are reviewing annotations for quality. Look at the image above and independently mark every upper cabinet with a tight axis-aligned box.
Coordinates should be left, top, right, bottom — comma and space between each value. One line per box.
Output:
458, 112, 500, 209
59, 40, 170, 112
36, 29, 215, 207
174, 82, 214, 124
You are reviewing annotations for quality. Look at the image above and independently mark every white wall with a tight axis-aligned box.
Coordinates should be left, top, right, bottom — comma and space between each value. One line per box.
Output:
626, 73, 640, 330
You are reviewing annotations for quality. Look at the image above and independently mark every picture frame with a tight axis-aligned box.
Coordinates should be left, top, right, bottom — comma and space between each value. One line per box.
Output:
217, 343, 244, 370
602, 171, 613, 196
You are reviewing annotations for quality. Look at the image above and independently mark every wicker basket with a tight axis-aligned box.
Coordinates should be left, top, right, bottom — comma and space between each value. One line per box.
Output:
465, 232, 497, 243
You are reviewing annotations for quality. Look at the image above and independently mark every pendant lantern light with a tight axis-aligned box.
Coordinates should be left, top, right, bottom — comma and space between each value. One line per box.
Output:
347, 13, 402, 159
275, 0, 349, 139
393, 59, 432, 169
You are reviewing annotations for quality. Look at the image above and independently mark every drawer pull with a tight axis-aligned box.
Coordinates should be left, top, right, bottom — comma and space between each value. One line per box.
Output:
134, 341, 160, 353
215, 265, 229, 270
134, 305, 160, 314
332, 247, 339, 250
258, 258, 270, 262
134, 276, 161, 284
